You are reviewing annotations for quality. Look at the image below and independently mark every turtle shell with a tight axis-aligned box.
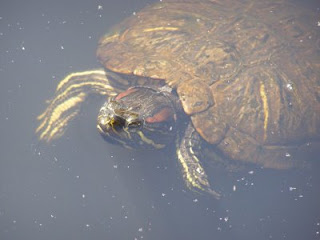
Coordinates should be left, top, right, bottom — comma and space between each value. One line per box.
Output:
97, 0, 320, 168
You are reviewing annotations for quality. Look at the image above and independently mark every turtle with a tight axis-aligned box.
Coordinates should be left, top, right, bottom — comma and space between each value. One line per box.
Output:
36, 0, 320, 198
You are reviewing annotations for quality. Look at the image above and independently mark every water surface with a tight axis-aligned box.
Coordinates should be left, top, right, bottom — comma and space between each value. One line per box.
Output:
1, 0, 320, 239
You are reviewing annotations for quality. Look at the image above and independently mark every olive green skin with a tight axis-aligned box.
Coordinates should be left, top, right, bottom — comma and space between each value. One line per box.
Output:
97, 0, 320, 168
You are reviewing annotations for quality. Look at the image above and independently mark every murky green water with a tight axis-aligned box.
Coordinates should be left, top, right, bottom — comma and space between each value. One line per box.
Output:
1, 0, 320, 239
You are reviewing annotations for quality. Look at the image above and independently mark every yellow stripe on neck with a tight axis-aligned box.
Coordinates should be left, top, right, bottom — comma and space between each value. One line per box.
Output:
259, 82, 269, 141
137, 131, 165, 149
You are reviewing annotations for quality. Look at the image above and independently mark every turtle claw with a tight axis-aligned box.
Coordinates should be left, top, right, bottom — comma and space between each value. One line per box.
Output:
204, 186, 221, 199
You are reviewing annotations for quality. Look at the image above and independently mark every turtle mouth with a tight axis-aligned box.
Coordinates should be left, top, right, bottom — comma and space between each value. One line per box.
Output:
97, 114, 126, 135
97, 100, 142, 142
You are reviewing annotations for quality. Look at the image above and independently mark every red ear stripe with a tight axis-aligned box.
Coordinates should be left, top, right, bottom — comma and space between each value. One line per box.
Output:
115, 88, 138, 100
146, 107, 173, 123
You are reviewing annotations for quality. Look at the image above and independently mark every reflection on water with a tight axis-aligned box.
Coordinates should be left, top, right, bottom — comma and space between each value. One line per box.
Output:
0, 0, 319, 240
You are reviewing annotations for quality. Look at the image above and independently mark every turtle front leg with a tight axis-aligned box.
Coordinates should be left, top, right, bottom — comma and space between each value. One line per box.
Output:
36, 69, 119, 141
177, 122, 221, 199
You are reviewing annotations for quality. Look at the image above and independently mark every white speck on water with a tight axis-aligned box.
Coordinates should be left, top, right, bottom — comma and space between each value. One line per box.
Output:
317, 21, 320, 27
113, 164, 118, 169
161, 193, 166, 197
289, 187, 296, 191
224, 217, 229, 222
285, 152, 291, 157
21, 46, 25, 51
286, 83, 293, 91
233, 185, 236, 191
98, 5, 103, 10
13, 220, 16, 224
82, 194, 86, 198
133, 12, 136, 16
248, 170, 254, 174
138, 227, 143, 232
193, 198, 198, 203
86, 224, 90, 228
60, 45, 64, 50
76, 175, 80, 179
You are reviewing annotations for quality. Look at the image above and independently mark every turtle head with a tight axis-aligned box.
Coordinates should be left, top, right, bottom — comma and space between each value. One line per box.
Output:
97, 86, 177, 149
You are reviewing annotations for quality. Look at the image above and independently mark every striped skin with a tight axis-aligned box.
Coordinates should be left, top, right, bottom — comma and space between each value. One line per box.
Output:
36, 70, 117, 141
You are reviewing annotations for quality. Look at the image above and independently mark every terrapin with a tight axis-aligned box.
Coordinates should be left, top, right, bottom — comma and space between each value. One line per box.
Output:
36, 0, 320, 198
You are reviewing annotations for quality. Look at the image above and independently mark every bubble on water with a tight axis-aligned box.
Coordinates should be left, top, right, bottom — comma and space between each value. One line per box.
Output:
289, 187, 296, 191
286, 83, 293, 91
